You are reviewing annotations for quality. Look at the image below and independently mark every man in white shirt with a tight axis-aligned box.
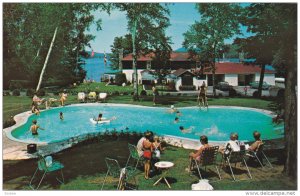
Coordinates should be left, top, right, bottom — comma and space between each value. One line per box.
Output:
221, 133, 241, 157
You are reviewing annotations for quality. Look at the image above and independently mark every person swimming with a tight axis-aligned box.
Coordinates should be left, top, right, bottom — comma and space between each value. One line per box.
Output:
174, 117, 179, 123
59, 112, 64, 120
30, 120, 44, 135
179, 126, 194, 134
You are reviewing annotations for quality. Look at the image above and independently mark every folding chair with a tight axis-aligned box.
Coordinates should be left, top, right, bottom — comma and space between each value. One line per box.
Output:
101, 157, 137, 190
125, 143, 144, 171
225, 146, 252, 181
77, 92, 86, 103
98, 93, 108, 102
88, 92, 97, 102
192, 146, 221, 180
247, 143, 273, 168
29, 154, 64, 190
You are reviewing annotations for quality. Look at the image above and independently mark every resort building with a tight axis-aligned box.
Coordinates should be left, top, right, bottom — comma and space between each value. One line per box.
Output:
121, 52, 276, 91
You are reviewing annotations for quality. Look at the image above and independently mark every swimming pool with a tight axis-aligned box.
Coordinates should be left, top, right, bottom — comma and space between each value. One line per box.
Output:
9, 104, 284, 144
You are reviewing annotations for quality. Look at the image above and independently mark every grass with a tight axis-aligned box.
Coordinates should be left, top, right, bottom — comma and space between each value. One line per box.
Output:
3, 139, 297, 190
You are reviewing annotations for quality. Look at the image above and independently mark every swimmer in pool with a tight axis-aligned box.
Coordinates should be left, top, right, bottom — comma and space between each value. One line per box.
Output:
30, 120, 44, 136
179, 126, 194, 134
168, 105, 178, 113
59, 112, 64, 120
174, 117, 179, 123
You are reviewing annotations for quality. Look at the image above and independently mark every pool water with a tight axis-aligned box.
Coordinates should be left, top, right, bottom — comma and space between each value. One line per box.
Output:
11, 105, 284, 143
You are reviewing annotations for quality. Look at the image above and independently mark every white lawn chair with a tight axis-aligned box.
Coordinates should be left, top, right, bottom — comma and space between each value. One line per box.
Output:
77, 92, 86, 102
98, 93, 107, 102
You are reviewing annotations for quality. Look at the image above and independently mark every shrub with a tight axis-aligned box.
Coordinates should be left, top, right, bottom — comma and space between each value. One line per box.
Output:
179, 85, 196, 91
3, 91, 10, 96
9, 80, 32, 90
229, 88, 237, 97
123, 92, 129, 95
140, 90, 147, 96
112, 91, 120, 96
3, 117, 16, 128
26, 89, 35, 97
167, 81, 176, 91
37, 89, 46, 96
12, 89, 20, 96
115, 73, 127, 86
253, 91, 259, 98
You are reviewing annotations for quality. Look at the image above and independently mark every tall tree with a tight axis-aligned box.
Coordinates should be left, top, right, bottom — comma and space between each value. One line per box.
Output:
183, 3, 241, 96
115, 3, 172, 100
237, 3, 297, 179
237, 4, 279, 97
3, 3, 111, 89
110, 34, 133, 70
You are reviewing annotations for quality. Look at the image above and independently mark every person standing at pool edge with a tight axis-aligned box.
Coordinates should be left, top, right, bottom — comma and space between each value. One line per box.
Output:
198, 81, 208, 108
152, 85, 157, 106
30, 120, 44, 135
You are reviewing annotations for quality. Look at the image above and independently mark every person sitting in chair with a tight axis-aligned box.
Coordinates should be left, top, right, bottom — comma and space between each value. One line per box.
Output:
219, 132, 241, 158
187, 135, 210, 172
248, 131, 263, 152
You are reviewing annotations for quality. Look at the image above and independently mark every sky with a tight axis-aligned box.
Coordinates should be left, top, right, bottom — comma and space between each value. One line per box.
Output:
87, 3, 252, 53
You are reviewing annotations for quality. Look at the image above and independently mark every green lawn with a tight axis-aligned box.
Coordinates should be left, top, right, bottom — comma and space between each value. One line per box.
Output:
3, 140, 297, 190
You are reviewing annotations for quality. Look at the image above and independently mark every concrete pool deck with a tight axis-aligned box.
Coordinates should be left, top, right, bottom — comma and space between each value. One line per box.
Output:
3, 104, 284, 160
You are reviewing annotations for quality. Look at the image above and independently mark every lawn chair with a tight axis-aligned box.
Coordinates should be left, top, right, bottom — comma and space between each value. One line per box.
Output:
224, 145, 252, 181
88, 92, 97, 102
125, 143, 144, 171
29, 154, 64, 190
98, 93, 107, 102
247, 143, 273, 168
77, 92, 86, 102
101, 157, 137, 190
193, 146, 221, 180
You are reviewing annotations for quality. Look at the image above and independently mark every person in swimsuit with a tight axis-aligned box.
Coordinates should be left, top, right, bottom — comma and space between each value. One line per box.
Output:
143, 132, 153, 179
187, 135, 210, 172
59, 112, 64, 120
60, 90, 68, 106
30, 120, 44, 135
198, 81, 208, 107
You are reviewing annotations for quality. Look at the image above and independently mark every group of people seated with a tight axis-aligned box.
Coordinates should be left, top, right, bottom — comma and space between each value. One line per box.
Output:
135, 129, 264, 177
187, 131, 263, 172
136, 131, 165, 179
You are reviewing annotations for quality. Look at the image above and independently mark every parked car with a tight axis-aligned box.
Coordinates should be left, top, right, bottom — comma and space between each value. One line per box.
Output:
215, 81, 232, 91
250, 81, 270, 90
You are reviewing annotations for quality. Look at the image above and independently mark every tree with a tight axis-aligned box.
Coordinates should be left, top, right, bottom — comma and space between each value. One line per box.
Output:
115, 3, 172, 100
236, 4, 280, 97
110, 34, 133, 70
238, 3, 297, 179
183, 3, 241, 96
3, 3, 111, 89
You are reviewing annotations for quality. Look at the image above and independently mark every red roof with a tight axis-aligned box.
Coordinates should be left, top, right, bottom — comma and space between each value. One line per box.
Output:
210, 62, 275, 74
122, 52, 196, 61
122, 52, 275, 74
122, 52, 155, 61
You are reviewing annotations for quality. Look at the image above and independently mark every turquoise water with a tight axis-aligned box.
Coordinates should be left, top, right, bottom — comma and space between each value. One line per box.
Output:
11, 105, 284, 143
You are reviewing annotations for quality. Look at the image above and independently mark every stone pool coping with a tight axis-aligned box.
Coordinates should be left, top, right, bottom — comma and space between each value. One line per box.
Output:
3, 103, 279, 160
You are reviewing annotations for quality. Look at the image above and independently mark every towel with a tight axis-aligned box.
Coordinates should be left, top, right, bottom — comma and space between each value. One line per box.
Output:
191, 179, 214, 190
